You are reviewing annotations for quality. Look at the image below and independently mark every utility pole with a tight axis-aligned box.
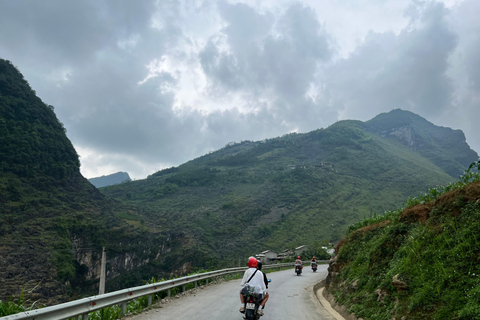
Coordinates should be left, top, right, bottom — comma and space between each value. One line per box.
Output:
99, 247, 106, 295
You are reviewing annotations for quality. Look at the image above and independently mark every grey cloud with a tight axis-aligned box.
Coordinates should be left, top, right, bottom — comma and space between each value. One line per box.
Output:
323, 1, 457, 120
0, 0, 155, 65
218, 1, 273, 52
199, 39, 241, 89
201, 1, 333, 123
454, 0, 480, 91
442, 0, 480, 155
1, 0, 479, 179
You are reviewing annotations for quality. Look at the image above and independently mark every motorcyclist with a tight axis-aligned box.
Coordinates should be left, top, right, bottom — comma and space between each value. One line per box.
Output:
311, 256, 317, 269
240, 257, 267, 316
257, 261, 269, 289
295, 256, 303, 271
257, 261, 269, 312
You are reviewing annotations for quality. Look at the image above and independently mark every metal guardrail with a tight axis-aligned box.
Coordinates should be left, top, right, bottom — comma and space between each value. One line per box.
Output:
1, 262, 313, 320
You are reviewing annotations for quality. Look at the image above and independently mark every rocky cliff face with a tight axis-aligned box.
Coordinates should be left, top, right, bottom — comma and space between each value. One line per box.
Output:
365, 109, 478, 177
68, 231, 179, 296
375, 125, 418, 149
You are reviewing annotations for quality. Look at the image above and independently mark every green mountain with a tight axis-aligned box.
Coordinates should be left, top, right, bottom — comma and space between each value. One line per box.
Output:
1, 57, 478, 307
101, 110, 478, 263
364, 109, 478, 177
88, 172, 131, 188
0, 59, 181, 305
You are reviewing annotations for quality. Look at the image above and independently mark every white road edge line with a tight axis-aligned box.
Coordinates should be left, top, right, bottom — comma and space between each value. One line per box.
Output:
315, 287, 345, 320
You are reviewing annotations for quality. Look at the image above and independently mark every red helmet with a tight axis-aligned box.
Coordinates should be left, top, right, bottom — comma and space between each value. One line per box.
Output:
248, 257, 258, 268
297, 256, 301, 259
313, 257, 315, 259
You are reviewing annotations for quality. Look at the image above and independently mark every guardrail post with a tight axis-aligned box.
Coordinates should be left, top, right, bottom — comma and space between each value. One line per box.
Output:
99, 247, 107, 295
167, 289, 171, 297
182, 284, 185, 292
195, 281, 197, 288
206, 278, 209, 285
148, 294, 152, 307
82, 314, 88, 320
121, 301, 127, 317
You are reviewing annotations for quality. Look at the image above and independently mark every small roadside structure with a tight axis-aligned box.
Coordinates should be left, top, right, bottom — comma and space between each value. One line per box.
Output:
256, 250, 278, 264
294, 245, 307, 257
275, 249, 292, 262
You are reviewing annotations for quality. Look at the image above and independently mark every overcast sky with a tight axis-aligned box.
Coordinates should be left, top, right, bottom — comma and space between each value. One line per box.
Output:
1, 0, 479, 179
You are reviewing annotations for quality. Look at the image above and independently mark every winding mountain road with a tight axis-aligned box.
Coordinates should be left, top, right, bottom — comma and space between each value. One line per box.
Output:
126, 265, 338, 320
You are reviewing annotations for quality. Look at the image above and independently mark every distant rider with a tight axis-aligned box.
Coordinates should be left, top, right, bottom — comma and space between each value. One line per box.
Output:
240, 257, 267, 316
311, 256, 317, 265
295, 256, 303, 270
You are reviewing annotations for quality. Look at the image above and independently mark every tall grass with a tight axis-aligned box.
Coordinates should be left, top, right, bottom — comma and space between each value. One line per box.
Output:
0, 292, 28, 317
330, 160, 480, 319
348, 160, 480, 234
0, 283, 42, 316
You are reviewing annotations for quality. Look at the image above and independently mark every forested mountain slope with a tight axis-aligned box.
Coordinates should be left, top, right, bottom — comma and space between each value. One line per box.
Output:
0, 59, 178, 304
1, 57, 478, 307
102, 110, 478, 264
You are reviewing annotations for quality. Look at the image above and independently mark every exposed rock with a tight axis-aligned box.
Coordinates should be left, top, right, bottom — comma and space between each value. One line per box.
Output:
375, 288, 388, 302
392, 274, 409, 291
350, 279, 359, 290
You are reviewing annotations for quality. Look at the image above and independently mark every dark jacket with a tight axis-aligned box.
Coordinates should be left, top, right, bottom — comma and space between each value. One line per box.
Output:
262, 271, 268, 289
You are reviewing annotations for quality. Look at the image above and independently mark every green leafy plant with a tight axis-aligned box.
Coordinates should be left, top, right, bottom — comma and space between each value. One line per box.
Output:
329, 161, 480, 319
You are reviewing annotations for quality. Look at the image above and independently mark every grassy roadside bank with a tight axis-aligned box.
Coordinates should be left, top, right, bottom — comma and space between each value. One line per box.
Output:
325, 161, 480, 320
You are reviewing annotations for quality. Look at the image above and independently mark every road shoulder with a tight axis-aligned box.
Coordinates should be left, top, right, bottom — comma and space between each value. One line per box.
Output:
314, 281, 359, 320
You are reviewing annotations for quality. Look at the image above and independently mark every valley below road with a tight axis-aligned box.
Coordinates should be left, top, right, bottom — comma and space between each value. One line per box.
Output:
126, 265, 339, 320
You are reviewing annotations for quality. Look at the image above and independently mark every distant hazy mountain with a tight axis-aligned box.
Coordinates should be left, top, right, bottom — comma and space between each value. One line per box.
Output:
89, 172, 131, 188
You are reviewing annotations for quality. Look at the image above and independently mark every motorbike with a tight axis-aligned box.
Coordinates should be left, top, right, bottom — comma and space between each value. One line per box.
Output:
241, 284, 265, 320
295, 263, 302, 276
311, 262, 317, 272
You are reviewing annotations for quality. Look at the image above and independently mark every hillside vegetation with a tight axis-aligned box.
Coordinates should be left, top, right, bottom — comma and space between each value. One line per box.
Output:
325, 161, 480, 320
2, 57, 479, 308
101, 111, 477, 264
0, 59, 182, 305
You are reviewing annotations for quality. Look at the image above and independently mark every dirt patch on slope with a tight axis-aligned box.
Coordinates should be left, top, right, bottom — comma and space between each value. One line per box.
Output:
335, 220, 391, 254
434, 181, 480, 216
399, 181, 480, 224
399, 203, 433, 225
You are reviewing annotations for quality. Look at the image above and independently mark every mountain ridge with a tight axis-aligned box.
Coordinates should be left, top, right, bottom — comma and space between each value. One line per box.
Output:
364, 109, 477, 177
0, 59, 180, 305
1, 57, 478, 306
101, 109, 478, 265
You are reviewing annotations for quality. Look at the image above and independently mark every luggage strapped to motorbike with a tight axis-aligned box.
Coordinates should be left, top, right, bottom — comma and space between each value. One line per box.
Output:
241, 270, 263, 298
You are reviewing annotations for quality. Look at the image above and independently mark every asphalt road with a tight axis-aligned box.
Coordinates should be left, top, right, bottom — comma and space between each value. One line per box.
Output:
126, 264, 337, 320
